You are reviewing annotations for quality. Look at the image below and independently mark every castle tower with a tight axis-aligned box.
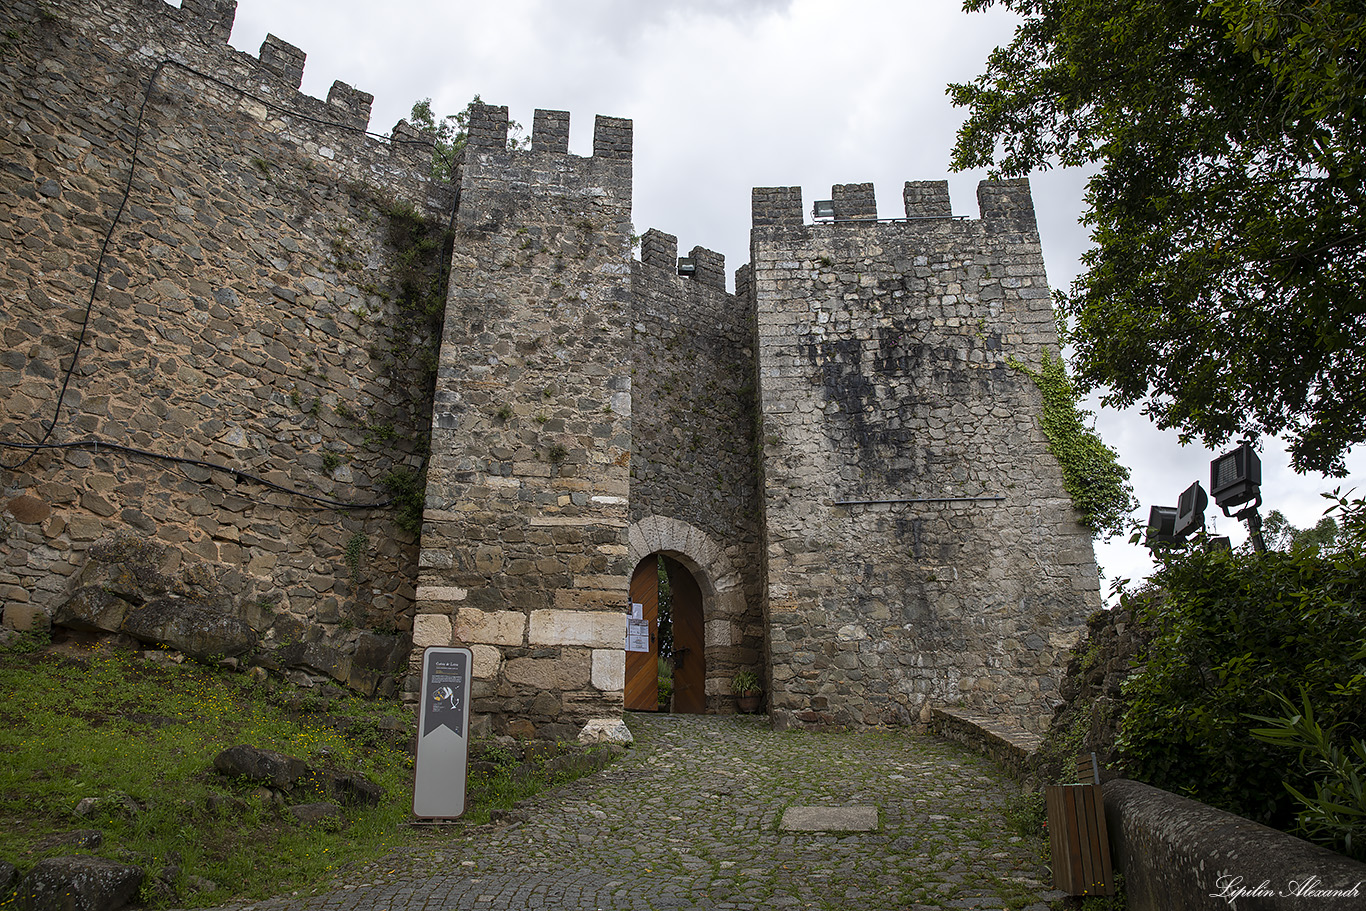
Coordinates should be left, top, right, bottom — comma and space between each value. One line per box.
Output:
627, 232, 766, 714
412, 105, 636, 738
748, 179, 1099, 733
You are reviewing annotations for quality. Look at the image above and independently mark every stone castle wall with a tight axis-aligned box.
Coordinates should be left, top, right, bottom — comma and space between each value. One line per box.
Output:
750, 180, 1098, 733
629, 231, 765, 711
0, 0, 445, 692
408, 105, 637, 738
2, 0, 1099, 736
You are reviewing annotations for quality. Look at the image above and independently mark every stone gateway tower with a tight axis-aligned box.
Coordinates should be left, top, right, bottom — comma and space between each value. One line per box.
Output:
750, 181, 1097, 731
0, 0, 1100, 739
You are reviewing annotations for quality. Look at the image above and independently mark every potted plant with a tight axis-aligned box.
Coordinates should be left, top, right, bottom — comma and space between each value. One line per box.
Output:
732, 670, 762, 714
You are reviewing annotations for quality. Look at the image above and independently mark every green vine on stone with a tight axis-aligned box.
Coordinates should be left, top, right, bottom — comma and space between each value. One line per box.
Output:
343, 532, 367, 583
1010, 351, 1136, 538
382, 467, 426, 537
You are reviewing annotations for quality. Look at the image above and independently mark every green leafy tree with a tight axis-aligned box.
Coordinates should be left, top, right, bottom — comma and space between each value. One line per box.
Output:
1260, 509, 1340, 554
950, 0, 1366, 475
407, 95, 529, 180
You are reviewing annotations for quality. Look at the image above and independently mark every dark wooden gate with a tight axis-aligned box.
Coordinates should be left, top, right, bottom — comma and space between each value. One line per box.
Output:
665, 556, 706, 714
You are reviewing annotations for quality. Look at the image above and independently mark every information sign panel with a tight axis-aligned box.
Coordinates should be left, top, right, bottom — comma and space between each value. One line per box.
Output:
626, 618, 650, 652
413, 646, 472, 819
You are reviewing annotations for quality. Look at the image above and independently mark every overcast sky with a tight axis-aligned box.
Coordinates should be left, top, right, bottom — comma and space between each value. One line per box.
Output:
218, 0, 1363, 596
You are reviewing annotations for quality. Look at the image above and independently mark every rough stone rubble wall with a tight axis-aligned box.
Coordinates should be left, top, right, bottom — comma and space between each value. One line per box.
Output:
629, 231, 766, 711
0, 0, 446, 692
2, 0, 1102, 735
751, 179, 1098, 734
410, 105, 636, 738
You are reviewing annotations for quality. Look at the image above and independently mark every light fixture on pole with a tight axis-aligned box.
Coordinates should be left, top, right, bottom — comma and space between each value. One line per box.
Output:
1173, 481, 1208, 540
1210, 441, 1266, 553
1145, 505, 1178, 549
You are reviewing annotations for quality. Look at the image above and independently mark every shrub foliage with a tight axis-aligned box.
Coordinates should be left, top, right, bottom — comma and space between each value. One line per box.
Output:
1118, 543, 1366, 830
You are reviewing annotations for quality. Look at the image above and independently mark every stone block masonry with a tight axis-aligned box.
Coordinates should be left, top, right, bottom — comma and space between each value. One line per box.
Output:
0, 0, 448, 692
2, 0, 1101, 740
630, 232, 766, 711
411, 103, 636, 738
750, 179, 1098, 734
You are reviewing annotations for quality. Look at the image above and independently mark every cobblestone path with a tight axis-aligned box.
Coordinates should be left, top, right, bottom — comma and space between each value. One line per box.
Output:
246, 713, 1058, 911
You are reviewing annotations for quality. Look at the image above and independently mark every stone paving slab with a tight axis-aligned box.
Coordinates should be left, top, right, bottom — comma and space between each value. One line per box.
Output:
780, 806, 879, 832
227, 714, 1056, 911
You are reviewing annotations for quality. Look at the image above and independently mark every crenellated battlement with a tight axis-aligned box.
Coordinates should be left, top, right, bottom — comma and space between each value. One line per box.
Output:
639, 229, 728, 292
532, 109, 571, 153
465, 102, 634, 165
832, 182, 877, 221
258, 33, 306, 90
179, 0, 236, 42
752, 179, 1039, 230
904, 180, 953, 218
641, 229, 679, 269
46, 0, 442, 201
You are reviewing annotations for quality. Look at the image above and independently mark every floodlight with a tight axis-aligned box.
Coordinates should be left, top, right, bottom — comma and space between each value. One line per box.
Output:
1210, 442, 1261, 511
676, 257, 695, 276
1145, 505, 1178, 547
812, 200, 835, 221
1172, 481, 1208, 539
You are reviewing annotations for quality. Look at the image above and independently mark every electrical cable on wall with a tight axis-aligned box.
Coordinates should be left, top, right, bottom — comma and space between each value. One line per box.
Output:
0, 51, 452, 512
1, 438, 394, 510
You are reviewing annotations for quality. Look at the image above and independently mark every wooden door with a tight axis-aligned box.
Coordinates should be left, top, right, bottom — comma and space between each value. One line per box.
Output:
624, 558, 659, 711
666, 556, 706, 714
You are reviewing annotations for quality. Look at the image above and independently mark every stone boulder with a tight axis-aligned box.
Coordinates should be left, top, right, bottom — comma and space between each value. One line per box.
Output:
33, 830, 102, 851
73, 794, 140, 819
287, 802, 342, 827
312, 769, 383, 808
72, 534, 179, 601
122, 597, 257, 659
0, 860, 16, 893
347, 630, 412, 695
52, 587, 133, 634
15, 856, 143, 911
213, 745, 306, 788
53, 530, 408, 698
578, 717, 633, 744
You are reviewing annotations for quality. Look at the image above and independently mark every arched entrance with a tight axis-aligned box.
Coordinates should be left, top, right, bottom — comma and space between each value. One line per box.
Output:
625, 554, 706, 713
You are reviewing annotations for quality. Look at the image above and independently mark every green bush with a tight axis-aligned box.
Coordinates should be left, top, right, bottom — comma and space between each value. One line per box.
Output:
1117, 544, 1366, 829
1250, 688, 1366, 860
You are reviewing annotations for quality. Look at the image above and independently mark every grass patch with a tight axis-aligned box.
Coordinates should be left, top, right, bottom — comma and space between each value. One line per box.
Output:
0, 639, 414, 906
0, 637, 621, 906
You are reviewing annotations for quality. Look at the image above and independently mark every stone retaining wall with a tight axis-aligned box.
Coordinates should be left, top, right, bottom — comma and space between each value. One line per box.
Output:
930, 707, 1040, 785
1105, 778, 1366, 910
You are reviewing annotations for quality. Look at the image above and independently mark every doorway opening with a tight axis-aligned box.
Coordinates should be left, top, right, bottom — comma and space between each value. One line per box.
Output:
625, 554, 706, 713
